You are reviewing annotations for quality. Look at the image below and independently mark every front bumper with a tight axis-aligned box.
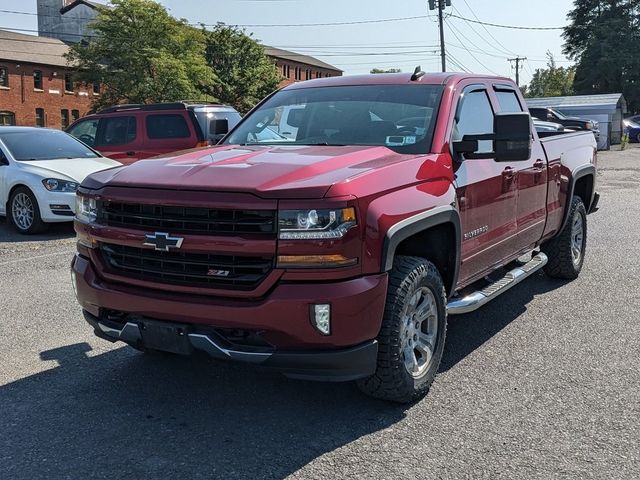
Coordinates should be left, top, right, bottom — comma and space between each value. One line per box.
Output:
72, 253, 387, 378
83, 310, 378, 381
36, 190, 76, 222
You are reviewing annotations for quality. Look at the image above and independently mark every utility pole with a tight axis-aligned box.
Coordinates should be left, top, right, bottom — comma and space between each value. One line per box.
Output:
508, 57, 527, 86
429, 0, 451, 73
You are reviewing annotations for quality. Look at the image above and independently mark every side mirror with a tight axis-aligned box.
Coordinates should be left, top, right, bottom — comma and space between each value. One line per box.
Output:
494, 112, 532, 162
286, 108, 306, 128
452, 112, 531, 162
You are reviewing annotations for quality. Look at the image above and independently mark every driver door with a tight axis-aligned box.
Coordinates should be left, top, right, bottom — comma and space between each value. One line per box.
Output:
452, 84, 519, 284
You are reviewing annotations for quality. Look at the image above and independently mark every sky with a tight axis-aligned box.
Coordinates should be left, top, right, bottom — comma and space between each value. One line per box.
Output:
0, 0, 576, 85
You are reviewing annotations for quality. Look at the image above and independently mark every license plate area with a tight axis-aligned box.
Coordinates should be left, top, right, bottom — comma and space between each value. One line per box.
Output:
140, 319, 193, 355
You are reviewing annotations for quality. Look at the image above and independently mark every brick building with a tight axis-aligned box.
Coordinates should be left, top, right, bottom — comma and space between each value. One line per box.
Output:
0, 29, 99, 128
263, 46, 343, 87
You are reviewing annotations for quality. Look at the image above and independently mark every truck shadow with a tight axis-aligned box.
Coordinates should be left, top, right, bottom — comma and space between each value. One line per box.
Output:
440, 271, 565, 372
0, 342, 406, 479
0, 217, 76, 242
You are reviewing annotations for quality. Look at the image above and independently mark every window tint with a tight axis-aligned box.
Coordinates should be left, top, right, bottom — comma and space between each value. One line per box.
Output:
496, 90, 523, 113
146, 114, 191, 139
0, 130, 98, 161
33, 70, 43, 90
35, 108, 45, 127
96, 116, 137, 146
67, 118, 99, 146
0, 67, 8, 87
0, 111, 15, 126
453, 89, 494, 154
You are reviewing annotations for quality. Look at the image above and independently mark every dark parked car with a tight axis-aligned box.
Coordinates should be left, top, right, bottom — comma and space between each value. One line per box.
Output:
529, 107, 599, 133
623, 119, 640, 143
66, 102, 241, 165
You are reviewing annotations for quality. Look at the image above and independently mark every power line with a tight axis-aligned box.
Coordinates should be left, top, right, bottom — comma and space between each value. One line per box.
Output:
508, 56, 527, 86
444, 19, 502, 75
448, 13, 564, 30
459, 0, 516, 55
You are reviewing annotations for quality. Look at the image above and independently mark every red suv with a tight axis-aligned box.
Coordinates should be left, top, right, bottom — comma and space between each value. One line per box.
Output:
66, 102, 241, 164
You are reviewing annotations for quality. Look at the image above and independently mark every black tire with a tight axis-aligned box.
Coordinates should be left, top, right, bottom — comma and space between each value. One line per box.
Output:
357, 256, 447, 403
636, 133, 640, 144
542, 195, 587, 279
9, 186, 48, 235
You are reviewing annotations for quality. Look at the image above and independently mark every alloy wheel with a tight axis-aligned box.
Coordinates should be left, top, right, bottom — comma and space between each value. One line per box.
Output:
571, 210, 585, 266
400, 286, 439, 378
12, 192, 34, 231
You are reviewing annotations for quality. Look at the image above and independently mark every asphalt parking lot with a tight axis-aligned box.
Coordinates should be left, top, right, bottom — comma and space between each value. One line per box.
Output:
1, 147, 639, 479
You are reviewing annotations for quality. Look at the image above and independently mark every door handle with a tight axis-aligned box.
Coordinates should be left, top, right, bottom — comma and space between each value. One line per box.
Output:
502, 167, 515, 180
533, 159, 545, 170
126, 151, 136, 156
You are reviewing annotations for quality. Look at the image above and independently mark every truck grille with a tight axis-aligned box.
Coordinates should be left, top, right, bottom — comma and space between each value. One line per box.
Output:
98, 202, 276, 236
99, 243, 274, 290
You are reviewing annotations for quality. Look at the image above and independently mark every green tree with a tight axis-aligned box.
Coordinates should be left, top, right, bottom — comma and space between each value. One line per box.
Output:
66, 0, 216, 109
521, 52, 575, 98
563, 0, 640, 111
204, 25, 280, 113
370, 68, 402, 74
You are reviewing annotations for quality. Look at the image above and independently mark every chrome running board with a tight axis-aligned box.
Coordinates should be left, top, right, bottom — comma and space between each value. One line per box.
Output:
447, 252, 548, 315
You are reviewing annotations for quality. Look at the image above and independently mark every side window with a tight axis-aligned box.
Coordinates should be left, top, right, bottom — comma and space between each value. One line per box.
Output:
495, 90, 523, 113
33, 70, 43, 90
0, 66, 8, 87
96, 116, 137, 146
146, 114, 191, 139
453, 89, 495, 154
68, 118, 99, 146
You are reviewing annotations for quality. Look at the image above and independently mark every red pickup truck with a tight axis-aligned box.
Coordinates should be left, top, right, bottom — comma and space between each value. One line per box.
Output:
72, 72, 599, 403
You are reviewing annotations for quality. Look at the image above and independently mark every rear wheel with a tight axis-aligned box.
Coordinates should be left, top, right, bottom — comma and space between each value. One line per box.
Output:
9, 187, 48, 234
357, 256, 447, 403
542, 195, 587, 279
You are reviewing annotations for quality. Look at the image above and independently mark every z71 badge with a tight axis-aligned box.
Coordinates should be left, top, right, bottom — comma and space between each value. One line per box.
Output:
463, 225, 489, 240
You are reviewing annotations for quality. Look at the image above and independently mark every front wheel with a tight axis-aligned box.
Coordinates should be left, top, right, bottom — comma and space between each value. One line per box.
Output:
9, 187, 48, 234
542, 195, 587, 279
357, 256, 447, 403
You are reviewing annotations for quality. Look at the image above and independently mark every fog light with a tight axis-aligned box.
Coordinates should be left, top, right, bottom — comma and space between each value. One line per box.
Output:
311, 304, 331, 335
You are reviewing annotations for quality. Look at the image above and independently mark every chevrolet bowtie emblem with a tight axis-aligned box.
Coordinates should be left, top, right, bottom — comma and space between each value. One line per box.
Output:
143, 232, 184, 252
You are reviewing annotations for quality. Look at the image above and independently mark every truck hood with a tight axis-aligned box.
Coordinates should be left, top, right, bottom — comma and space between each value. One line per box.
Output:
83, 145, 413, 198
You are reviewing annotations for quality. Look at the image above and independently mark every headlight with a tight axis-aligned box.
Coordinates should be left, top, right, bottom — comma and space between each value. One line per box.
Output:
42, 178, 79, 192
279, 207, 356, 239
75, 194, 97, 223
585, 122, 594, 130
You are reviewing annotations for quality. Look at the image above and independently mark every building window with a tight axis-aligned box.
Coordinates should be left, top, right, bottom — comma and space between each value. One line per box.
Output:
61, 109, 69, 129
281, 64, 290, 78
0, 67, 8, 88
0, 111, 15, 126
33, 70, 43, 90
93, 83, 100, 95
294, 67, 301, 81
64, 74, 73, 92
305, 69, 311, 80
71, 109, 80, 122
316, 71, 322, 79
35, 108, 45, 127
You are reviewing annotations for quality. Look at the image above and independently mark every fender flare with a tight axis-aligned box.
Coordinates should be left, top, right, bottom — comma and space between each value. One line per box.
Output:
381, 205, 461, 295
559, 164, 596, 233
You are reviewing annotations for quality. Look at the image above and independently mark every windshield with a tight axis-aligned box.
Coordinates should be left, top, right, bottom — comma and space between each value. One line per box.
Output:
0, 130, 99, 161
224, 84, 444, 154
549, 108, 568, 120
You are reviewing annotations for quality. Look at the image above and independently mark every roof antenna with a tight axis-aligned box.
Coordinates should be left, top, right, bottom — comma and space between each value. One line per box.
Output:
411, 66, 425, 81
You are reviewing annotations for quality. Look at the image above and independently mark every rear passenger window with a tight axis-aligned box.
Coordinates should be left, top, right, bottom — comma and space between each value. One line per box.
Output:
496, 90, 523, 113
146, 114, 191, 139
96, 116, 136, 146
453, 89, 494, 154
